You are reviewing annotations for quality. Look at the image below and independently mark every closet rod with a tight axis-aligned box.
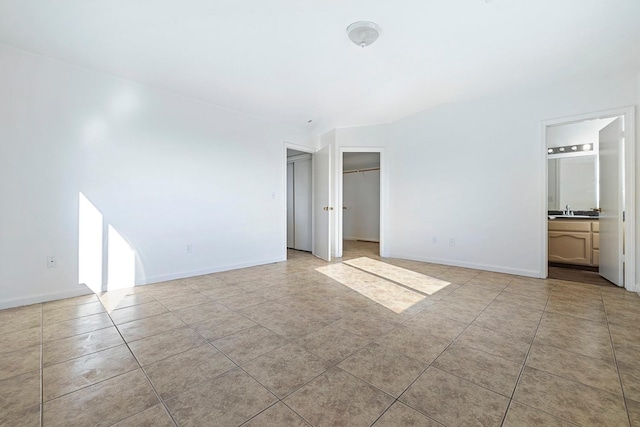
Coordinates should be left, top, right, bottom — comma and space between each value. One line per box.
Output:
343, 167, 380, 174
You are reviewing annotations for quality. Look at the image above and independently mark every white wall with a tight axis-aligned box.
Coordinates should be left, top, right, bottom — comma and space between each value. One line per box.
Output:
325, 75, 639, 279
0, 45, 314, 308
343, 170, 380, 242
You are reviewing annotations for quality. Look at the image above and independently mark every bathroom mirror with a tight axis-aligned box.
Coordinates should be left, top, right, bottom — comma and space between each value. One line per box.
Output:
548, 155, 597, 211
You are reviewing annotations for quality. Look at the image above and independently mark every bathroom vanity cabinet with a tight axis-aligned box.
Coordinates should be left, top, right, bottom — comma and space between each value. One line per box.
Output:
548, 219, 599, 266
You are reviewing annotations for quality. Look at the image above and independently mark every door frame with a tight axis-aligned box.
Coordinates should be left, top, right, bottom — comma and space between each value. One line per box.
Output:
335, 146, 386, 258
540, 106, 636, 291
283, 142, 315, 260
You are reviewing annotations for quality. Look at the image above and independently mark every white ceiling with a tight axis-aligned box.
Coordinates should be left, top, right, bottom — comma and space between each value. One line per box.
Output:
1, 1, 639, 133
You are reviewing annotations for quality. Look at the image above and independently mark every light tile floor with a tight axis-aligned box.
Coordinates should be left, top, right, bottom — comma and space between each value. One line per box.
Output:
1, 241, 640, 426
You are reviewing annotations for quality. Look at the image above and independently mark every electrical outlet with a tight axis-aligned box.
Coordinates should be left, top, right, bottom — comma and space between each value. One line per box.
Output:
186, 244, 193, 254
47, 256, 57, 268
449, 238, 455, 247
432, 236, 437, 244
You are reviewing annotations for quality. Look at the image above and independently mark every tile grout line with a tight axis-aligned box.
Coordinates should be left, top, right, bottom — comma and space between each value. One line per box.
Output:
421, 279, 517, 424
95, 292, 180, 427
236, 400, 282, 426
213, 261, 425, 426
499, 284, 622, 426
14, 246, 636, 426
602, 292, 634, 426
515, 290, 631, 400
204, 290, 362, 426
103, 285, 297, 425
369, 276, 511, 426
498, 286, 552, 426
214, 269, 427, 425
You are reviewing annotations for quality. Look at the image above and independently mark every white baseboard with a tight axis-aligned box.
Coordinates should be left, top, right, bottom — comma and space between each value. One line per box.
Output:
0, 257, 288, 309
0, 286, 93, 310
386, 252, 542, 278
136, 256, 286, 286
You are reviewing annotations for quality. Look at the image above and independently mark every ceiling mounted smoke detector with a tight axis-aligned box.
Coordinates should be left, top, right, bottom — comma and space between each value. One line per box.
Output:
346, 21, 381, 48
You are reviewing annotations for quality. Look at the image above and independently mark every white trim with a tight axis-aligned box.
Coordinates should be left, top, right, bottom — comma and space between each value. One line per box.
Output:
336, 146, 386, 258
138, 256, 285, 286
541, 106, 636, 291
283, 142, 316, 261
0, 286, 93, 310
388, 253, 540, 278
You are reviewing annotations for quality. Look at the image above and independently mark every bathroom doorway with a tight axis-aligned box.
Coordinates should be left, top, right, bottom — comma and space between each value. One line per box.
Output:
542, 107, 636, 290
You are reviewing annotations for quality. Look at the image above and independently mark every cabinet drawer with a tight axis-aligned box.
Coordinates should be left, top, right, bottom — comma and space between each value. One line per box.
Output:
548, 220, 592, 232
592, 233, 599, 250
592, 221, 599, 232
592, 249, 600, 266
548, 231, 592, 265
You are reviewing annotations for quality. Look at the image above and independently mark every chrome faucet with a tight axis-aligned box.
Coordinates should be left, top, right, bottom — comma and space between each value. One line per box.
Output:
564, 204, 572, 216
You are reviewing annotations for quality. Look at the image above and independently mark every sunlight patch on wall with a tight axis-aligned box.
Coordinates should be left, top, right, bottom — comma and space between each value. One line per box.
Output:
107, 225, 135, 291
78, 193, 103, 294
315, 263, 425, 314
343, 257, 451, 295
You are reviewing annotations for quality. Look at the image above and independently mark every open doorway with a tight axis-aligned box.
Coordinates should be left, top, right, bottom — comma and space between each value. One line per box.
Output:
542, 107, 636, 291
336, 148, 384, 259
286, 148, 312, 254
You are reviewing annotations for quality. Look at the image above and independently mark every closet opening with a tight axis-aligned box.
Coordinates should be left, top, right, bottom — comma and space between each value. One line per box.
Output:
340, 151, 381, 258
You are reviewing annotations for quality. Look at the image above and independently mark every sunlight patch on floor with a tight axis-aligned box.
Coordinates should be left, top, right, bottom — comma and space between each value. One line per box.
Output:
315, 263, 426, 314
344, 257, 451, 295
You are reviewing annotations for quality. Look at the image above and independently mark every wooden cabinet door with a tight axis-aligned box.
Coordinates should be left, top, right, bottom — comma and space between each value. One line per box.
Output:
548, 231, 592, 265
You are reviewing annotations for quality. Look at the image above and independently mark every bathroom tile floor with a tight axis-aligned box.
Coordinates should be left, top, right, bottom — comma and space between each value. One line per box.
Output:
2, 241, 640, 426
548, 264, 617, 287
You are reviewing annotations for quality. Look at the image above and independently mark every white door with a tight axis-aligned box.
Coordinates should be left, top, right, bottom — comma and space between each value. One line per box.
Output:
599, 117, 624, 286
313, 144, 332, 261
